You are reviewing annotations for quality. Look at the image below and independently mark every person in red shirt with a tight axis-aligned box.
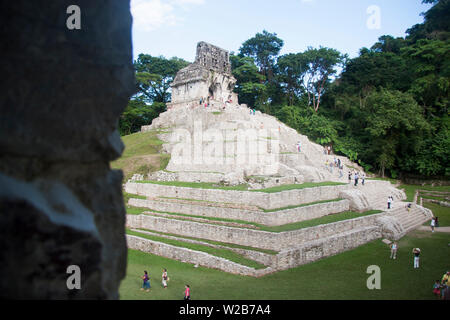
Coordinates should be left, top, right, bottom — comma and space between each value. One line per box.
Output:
184, 284, 190, 300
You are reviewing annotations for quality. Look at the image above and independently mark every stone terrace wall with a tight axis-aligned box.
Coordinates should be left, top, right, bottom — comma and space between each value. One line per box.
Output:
128, 198, 350, 226
126, 212, 386, 251
127, 225, 381, 276
125, 182, 351, 210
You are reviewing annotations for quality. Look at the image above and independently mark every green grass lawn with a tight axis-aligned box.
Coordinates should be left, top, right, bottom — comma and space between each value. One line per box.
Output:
120, 230, 450, 300
399, 184, 450, 203
262, 198, 343, 212
423, 202, 450, 227
112, 130, 169, 181
261, 210, 382, 232
135, 180, 345, 193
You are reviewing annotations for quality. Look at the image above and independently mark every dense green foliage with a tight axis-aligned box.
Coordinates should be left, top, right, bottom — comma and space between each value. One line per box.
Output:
121, 0, 449, 178
119, 55, 189, 135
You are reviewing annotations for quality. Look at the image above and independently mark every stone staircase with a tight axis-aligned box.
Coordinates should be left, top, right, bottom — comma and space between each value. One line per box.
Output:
388, 205, 433, 234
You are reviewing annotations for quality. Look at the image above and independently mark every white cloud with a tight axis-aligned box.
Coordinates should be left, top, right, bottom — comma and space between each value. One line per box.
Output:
131, 0, 205, 32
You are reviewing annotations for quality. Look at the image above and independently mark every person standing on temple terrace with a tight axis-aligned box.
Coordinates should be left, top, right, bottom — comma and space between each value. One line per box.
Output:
348, 171, 352, 184
361, 173, 366, 186
354, 172, 359, 186
387, 196, 392, 209
431, 217, 436, 233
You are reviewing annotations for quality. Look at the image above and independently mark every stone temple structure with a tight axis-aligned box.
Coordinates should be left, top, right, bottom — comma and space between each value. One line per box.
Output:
168, 42, 239, 110
133, 42, 433, 277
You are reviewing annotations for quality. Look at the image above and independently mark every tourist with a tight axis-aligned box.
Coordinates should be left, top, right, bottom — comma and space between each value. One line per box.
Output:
325, 159, 329, 171
184, 284, 191, 300
390, 196, 394, 209
390, 242, 398, 259
361, 173, 365, 186
441, 271, 450, 300
337, 158, 341, 168
354, 172, 359, 186
431, 217, 436, 233
433, 280, 442, 299
441, 271, 450, 299
412, 248, 421, 269
348, 171, 352, 184
141, 271, 150, 292
327, 145, 331, 155
407, 203, 412, 212
297, 141, 301, 153
387, 196, 392, 210
162, 269, 168, 288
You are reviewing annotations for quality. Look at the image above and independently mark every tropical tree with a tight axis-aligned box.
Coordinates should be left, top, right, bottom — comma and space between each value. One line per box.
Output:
239, 30, 284, 81
134, 54, 189, 103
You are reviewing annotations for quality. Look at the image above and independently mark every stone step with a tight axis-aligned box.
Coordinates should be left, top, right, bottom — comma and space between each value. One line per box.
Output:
390, 208, 431, 232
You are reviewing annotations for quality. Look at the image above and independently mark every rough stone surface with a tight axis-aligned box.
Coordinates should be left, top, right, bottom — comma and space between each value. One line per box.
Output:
128, 198, 350, 226
126, 212, 386, 251
0, 1, 134, 299
168, 42, 238, 109
339, 189, 371, 212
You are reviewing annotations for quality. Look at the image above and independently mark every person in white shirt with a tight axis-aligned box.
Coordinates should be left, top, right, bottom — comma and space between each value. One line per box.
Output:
431, 217, 436, 233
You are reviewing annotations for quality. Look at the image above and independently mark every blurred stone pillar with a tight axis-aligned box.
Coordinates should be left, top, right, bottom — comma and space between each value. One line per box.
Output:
0, 0, 135, 299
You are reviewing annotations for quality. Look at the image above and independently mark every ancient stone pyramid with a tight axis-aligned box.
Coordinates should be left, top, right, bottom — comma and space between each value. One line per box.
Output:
125, 42, 433, 276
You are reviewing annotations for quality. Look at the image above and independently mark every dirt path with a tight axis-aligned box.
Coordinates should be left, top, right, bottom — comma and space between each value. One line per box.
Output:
417, 226, 450, 233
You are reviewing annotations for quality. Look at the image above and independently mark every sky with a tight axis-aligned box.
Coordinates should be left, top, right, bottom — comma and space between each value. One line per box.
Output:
130, 0, 433, 62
